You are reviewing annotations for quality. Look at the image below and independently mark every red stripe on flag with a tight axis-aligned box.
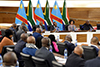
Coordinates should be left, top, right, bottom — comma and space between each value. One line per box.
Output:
16, 14, 28, 25
34, 14, 45, 24
66, 9, 70, 21
51, 14, 63, 24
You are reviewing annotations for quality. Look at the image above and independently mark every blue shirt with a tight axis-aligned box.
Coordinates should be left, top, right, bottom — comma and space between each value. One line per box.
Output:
32, 32, 43, 40
22, 47, 37, 56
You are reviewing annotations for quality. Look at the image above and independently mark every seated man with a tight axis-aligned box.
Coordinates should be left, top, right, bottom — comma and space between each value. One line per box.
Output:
51, 22, 60, 32
32, 28, 43, 40
3, 52, 17, 67
35, 37, 56, 67
37, 21, 45, 32
22, 36, 38, 56
84, 49, 100, 67
65, 46, 85, 67
14, 33, 28, 60
83, 20, 94, 30
64, 35, 75, 55
90, 37, 99, 55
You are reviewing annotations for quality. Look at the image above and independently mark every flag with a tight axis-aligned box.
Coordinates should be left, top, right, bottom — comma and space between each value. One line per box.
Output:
26, 0, 36, 31
51, 1, 65, 31
62, 0, 70, 24
15, 0, 28, 26
35, 0, 48, 30
44, 0, 52, 25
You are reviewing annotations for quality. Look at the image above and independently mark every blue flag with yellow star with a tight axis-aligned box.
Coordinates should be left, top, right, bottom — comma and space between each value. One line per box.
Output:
15, 0, 28, 26
35, 0, 48, 30
51, 1, 65, 31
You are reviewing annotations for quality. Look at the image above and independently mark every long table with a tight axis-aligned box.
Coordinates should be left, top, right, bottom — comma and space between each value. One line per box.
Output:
43, 31, 100, 45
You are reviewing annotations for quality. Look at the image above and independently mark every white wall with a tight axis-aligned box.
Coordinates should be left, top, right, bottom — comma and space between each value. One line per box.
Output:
0, 0, 100, 7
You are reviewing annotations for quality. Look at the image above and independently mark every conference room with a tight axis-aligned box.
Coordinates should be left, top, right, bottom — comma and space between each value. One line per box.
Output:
0, 0, 100, 67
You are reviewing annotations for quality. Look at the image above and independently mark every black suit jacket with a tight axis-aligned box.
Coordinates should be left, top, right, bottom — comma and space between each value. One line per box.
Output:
64, 41, 75, 55
65, 52, 85, 67
83, 23, 93, 30
84, 57, 100, 67
35, 47, 56, 67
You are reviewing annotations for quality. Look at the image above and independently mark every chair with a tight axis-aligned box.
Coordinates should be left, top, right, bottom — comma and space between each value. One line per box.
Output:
33, 25, 38, 31
97, 24, 100, 30
64, 25, 69, 31
36, 37, 43, 49
57, 42, 68, 55
82, 46, 97, 60
20, 52, 35, 67
47, 25, 54, 31
6, 47, 13, 52
52, 61, 64, 67
32, 56, 50, 67
1, 45, 15, 57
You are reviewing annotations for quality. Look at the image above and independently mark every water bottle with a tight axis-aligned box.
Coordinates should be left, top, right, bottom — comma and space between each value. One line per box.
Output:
0, 55, 3, 66
75, 39, 77, 46
16, 61, 19, 67
57, 36, 59, 42
64, 49, 67, 59
49, 45, 53, 52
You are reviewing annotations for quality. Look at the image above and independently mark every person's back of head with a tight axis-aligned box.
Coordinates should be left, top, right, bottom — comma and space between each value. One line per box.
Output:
12, 23, 17, 29
42, 37, 51, 48
5, 29, 13, 39
36, 28, 41, 34
20, 33, 28, 42
21, 25, 27, 32
27, 36, 36, 44
65, 34, 72, 42
48, 34, 56, 42
73, 46, 83, 57
3, 52, 17, 66
91, 37, 99, 45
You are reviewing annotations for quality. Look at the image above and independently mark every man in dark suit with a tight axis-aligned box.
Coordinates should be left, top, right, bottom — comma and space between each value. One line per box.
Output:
65, 46, 85, 67
83, 20, 94, 30
64, 35, 75, 56
35, 37, 56, 67
84, 49, 100, 67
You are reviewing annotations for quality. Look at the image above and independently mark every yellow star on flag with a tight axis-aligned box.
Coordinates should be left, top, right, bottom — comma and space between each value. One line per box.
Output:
37, 4, 40, 8
20, 4, 23, 9
54, 5, 57, 9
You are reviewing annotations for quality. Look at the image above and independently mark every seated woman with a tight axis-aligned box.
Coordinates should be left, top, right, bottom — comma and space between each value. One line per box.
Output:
0, 29, 14, 53
48, 34, 59, 53
68, 20, 77, 31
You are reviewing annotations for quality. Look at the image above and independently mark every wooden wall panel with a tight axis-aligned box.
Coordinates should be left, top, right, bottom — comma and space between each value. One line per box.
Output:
93, 34, 100, 41
0, 7, 100, 27
60, 35, 67, 40
77, 34, 87, 42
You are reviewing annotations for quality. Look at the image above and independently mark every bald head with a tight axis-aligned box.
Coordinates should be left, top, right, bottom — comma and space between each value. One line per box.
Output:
3, 52, 17, 66
12, 23, 17, 29
42, 37, 51, 47
39, 21, 43, 26
27, 36, 36, 44
65, 35, 72, 42
20, 33, 28, 42
91, 37, 99, 45
36, 28, 41, 33
74, 46, 83, 56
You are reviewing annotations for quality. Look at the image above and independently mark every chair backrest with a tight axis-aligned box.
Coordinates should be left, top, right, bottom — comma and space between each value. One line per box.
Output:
80, 25, 84, 30
36, 37, 43, 49
33, 25, 38, 31
57, 42, 68, 55
47, 25, 54, 31
64, 25, 69, 31
82, 46, 97, 60
97, 24, 100, 30
1, 45, 15, 57
6, 47, 13, 52
20, 52, 35, 67
52, 61, 64, 67
32, 56, 50, 67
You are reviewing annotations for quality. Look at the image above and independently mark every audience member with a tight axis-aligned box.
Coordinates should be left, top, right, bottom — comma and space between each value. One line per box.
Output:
84, 49, 100, 67
22, 36, 38, 56
52, 22, 60, 32
3, 52, 17, 67
64, 35, 75, 55
35, 37, 56, 67
32, 28, 43, 40
83, 20, 94, 30
65, 46, 85, 67
68, 20, 77, 31
9, 23, 17, 42
90, 37, 99, 55
0, 29, 14, 53
16, 25, 27, 41
37, 21, 45, 32
14, 33, 28, 60
48, 34, 58, 52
